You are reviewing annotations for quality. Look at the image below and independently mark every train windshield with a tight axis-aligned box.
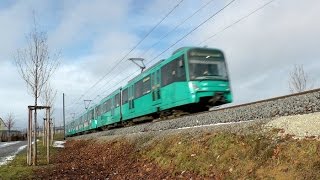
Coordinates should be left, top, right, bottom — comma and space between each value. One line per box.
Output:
188, 49, 228, 81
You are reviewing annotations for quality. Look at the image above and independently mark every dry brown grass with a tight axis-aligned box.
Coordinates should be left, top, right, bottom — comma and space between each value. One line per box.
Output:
143, 130, 320, 179
25, 129, 320, 179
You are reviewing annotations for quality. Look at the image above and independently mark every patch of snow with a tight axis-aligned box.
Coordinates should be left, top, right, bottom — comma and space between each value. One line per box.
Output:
0, 145, 27, 166
53, 141, 65, 148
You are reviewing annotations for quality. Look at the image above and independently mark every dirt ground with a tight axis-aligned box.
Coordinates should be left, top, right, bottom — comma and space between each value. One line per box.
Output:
33, 126, 320, 179
34, 140, 216, 180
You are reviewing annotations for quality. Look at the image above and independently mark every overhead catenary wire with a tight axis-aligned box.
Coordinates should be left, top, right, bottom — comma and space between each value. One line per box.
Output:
102, 0, 277, 97
70, 0, 277, 119
85, 0, 216, 106
199, 0, 276, 45
148, 0, 236, 63
139, 0, 215, 58
67, 0, 185, 109
71, 0, 237, 117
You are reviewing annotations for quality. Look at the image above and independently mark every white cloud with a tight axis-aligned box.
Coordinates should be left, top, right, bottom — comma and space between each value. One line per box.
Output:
190, 0, 320, 103
49, 0, 131, 50
0, 0, 319, 128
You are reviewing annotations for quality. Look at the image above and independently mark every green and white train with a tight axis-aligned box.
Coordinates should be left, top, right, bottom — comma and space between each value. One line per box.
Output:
66, 47, 232, 136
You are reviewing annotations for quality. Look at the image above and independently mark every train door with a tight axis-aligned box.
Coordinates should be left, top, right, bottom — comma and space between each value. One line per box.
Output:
111, 97, 114, 121
113, 93, 121, 122
128, 85, 135, 114
152, 69, 162, 107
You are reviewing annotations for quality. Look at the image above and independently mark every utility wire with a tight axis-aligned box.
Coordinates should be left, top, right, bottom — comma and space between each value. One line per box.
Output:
149, 0, 236, 63
139, 0, 215, 58
71, 0, 236, 116
199, 0, 276, 45
71, 0, 276, 117
73, 0, 236, 114
84, 0, 214, 107
67, 0, 184, 109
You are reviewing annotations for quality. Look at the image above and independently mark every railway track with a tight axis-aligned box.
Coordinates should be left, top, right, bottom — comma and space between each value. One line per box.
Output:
72, 88, 320, 139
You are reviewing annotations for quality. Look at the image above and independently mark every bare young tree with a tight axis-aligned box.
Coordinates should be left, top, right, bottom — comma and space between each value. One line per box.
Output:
41, 83, 57, 115
289, 64, 313, 93
41, 83, 57, 145
14, 15, 59, 165
5, 113, 15, 141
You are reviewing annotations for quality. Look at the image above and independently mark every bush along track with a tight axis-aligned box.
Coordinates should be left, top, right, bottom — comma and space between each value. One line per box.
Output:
35, 128, 320, 179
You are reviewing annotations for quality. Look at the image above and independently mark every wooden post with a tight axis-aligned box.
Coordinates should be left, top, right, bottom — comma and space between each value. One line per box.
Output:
50, 118, 54, 146
27, 105, 51, 166
32, 108, 37, 166
43, 118, 46, 146
27, 108, 32, 165
46, 108, 50, 164
63, 93, 66, 140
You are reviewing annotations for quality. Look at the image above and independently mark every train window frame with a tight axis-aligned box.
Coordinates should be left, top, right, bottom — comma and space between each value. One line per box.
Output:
115, 93, 120, 107
103, 99, 112, 113
142, 76, 151, 95
134, 80, 143, 98
88, 111, 91, 120
188, 49, 228, 80
95, 105, 101, 117
89, 109, 94, 120
122, 88, 128, 104
161, 55, 186, 87
107, 99, 111, 112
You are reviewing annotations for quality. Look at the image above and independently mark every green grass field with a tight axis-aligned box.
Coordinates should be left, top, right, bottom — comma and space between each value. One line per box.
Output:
0, 133, 63, 179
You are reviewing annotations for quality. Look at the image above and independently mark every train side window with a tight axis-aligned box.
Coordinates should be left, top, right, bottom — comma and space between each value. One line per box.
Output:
95, 105, 100, 117
161, 55, 186, 87
176, 55, 186, 81
115, 93, 120, 107
122, 88, 128, 104
103, 101, 107, 113
104, 99, 111, 113
90, 110, 94, 120
134, 80, 143, 98
161, 66, 167, 86
179, 59, 183, 67
88, 111, 91, 120
107, 99, 111, 112
156, 70, 160, 86
143, 76, 151, 95
151, 73, 154, 87
81, 115, 85, 126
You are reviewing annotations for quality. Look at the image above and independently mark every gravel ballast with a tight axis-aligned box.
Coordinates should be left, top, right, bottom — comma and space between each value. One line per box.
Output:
71, 89, 320, 140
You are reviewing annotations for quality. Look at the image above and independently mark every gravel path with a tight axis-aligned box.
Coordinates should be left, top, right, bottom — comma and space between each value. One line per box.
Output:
265, 112, 320, 138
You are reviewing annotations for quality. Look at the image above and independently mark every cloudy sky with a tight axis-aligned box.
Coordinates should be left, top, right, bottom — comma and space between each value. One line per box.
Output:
0, 0, 319, 129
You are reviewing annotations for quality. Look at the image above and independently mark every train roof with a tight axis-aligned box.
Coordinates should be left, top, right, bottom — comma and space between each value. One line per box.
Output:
100, 88, 121, 104
125, 46, 197, 85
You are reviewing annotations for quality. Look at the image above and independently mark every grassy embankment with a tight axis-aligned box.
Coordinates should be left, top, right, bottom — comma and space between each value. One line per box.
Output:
143, 130, 320, 179
0, 133, 64, 179
26, 129, 320, 179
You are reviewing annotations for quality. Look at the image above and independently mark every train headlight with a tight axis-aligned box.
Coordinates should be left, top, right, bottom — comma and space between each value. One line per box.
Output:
192, 83, 199, 90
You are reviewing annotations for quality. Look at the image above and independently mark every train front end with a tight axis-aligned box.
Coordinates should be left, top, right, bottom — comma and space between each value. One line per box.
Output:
186, 48, 232, 110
